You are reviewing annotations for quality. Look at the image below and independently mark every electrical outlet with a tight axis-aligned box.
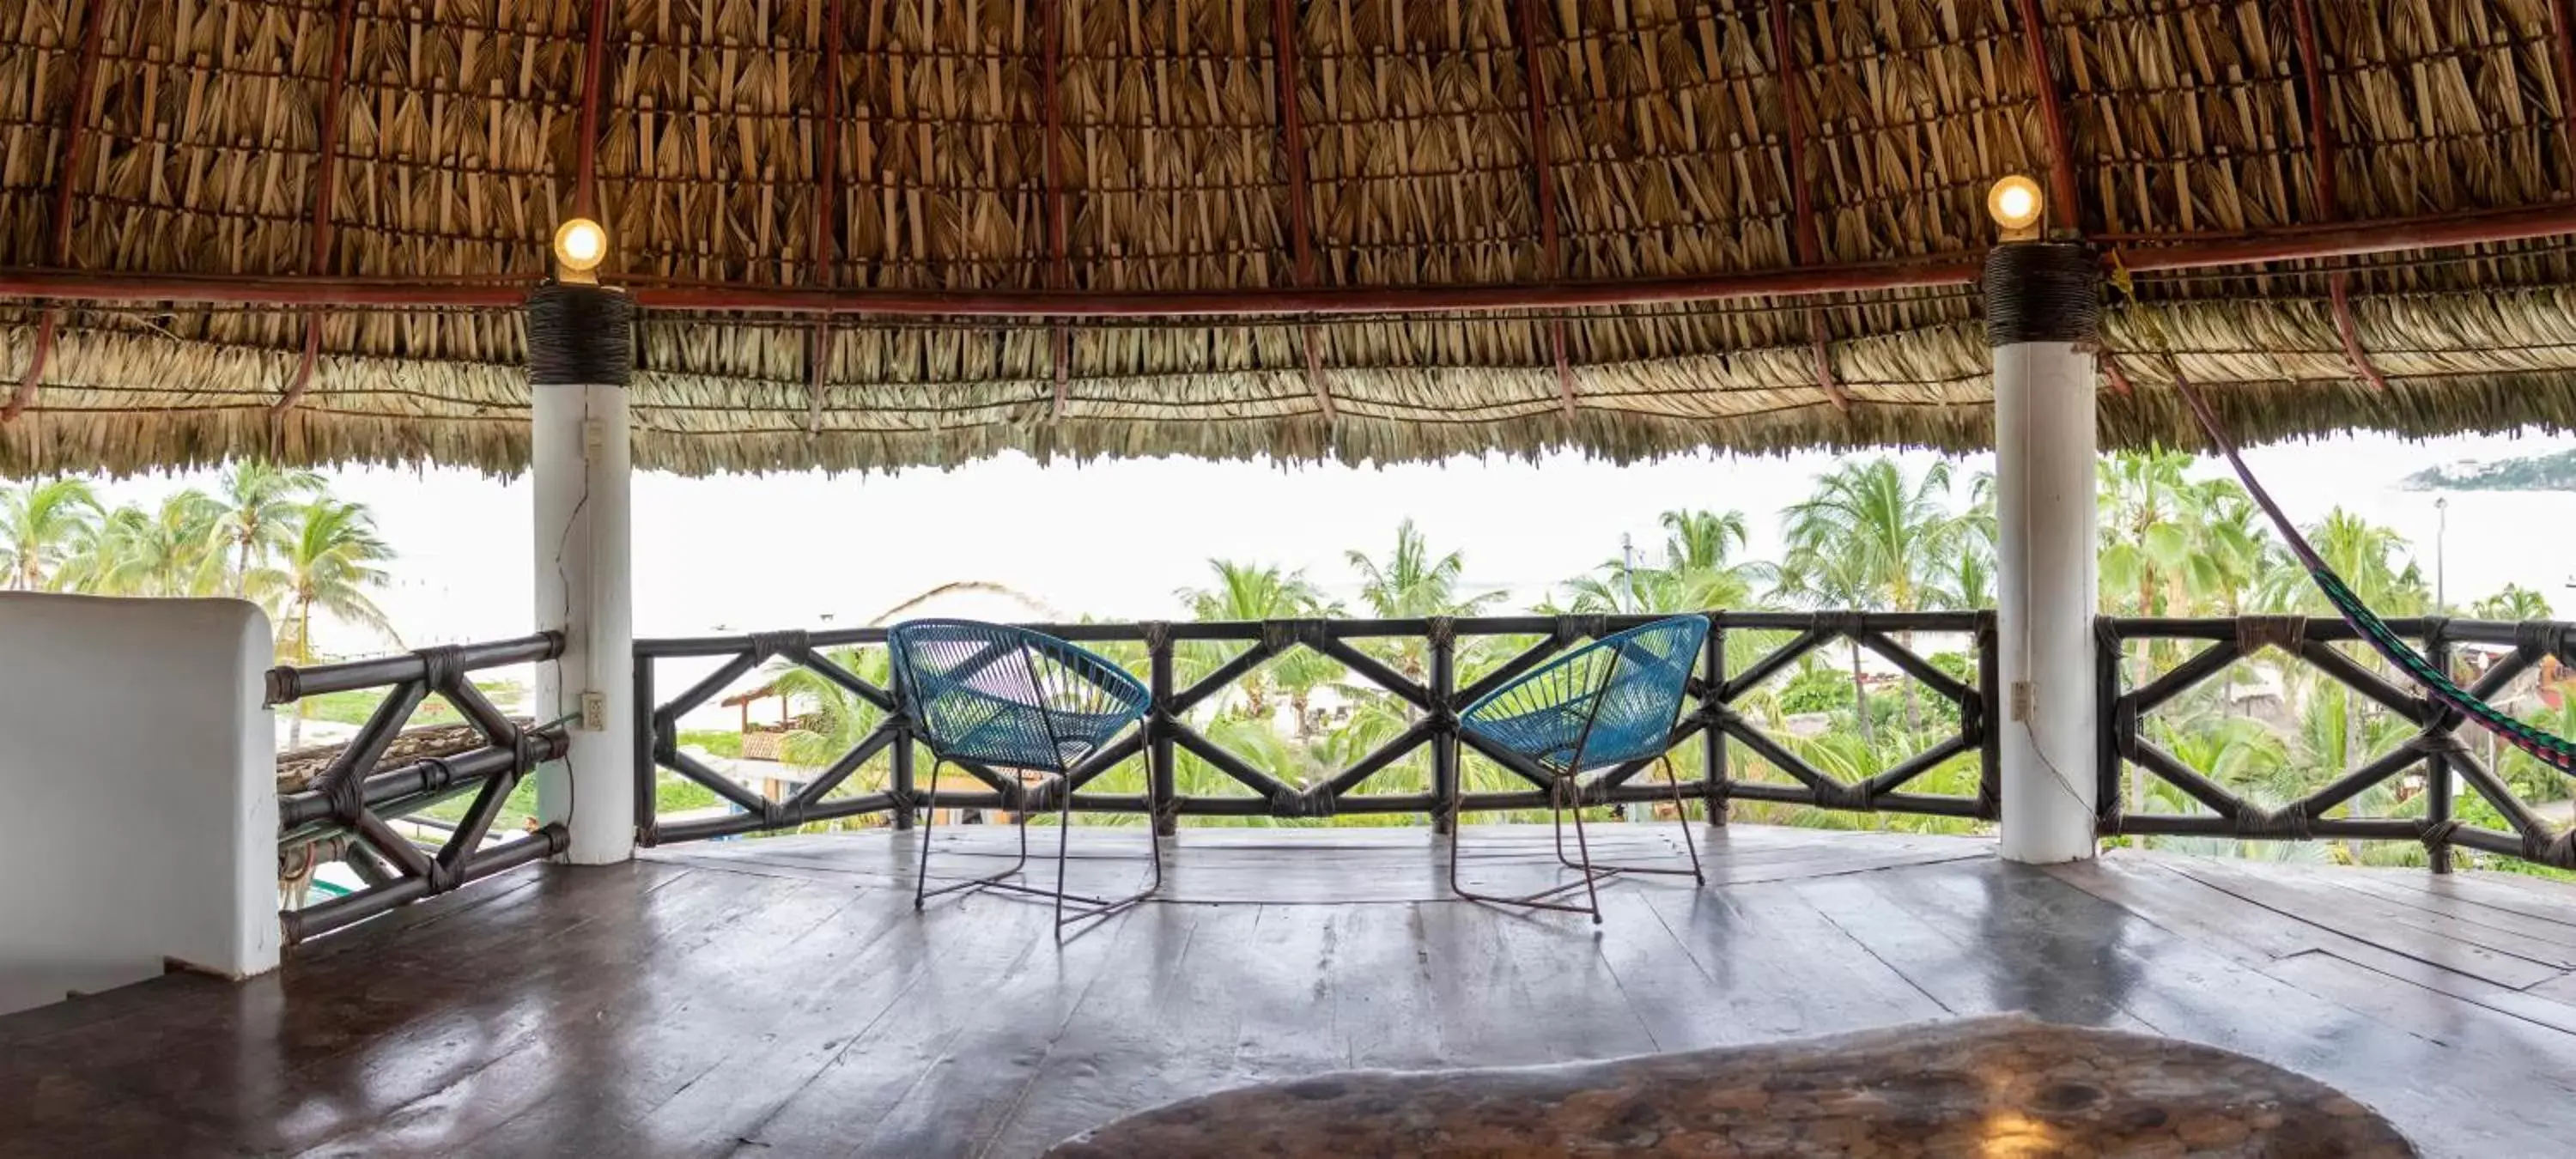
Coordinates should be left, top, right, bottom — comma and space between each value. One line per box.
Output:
2011, 681, 2038, 723
580, 690, 607, 731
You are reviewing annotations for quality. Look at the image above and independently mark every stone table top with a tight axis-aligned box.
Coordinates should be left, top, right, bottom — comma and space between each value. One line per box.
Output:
1046, 1016, 2414, 1157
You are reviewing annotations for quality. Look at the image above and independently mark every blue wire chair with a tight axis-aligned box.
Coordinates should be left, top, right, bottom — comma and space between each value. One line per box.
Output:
889, 619, 1157, 935
1453, 615, 1710, 923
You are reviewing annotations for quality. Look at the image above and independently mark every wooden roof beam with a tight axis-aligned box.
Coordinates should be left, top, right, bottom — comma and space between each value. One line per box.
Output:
808, 0, 845, 435
1042, 0, 1072, 420
574, 0, 612, 221
2288, 0, 2390, 392
1513, 0, 1577, 417
1768, 0, 1848, 412
26, 194, 2576, 316
1272, 0, 1333, 421
6, 0, 112, 424
2008, 0, 2124, 396
2009, 0, 2081, 229
276, 0, 364, 417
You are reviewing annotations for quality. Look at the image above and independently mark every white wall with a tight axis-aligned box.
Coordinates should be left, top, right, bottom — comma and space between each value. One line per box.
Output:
0, 593, 277, 1015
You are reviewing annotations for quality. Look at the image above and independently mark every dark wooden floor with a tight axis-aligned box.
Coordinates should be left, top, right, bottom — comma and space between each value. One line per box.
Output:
7, 824, 2576, 1158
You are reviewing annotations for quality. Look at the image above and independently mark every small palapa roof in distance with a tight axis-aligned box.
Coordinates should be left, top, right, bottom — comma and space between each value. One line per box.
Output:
3, 0, 2576, 477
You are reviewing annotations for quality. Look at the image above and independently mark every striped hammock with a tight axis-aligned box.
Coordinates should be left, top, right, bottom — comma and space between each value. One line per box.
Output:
2164, 363, 2576, 777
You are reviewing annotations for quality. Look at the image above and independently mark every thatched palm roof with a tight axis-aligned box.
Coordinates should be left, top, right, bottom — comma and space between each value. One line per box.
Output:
3, 0, 2576, 476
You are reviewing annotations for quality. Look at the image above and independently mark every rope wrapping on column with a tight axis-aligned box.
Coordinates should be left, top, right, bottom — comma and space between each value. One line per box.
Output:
1983, 243, 2101, 347
528, 282, 635, 386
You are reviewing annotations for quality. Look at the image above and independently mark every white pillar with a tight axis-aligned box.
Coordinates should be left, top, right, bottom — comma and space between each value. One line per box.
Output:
1989, 244, 2100, 864
530, 284, 636, 865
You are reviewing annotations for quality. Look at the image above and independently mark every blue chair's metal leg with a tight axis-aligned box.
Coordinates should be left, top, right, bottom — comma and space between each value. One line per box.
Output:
1054, 774, 1073, 937
917, 762, 1043, 910
1564, 780, 1605, 925
1052, 777, 1161, 942
1447, 779, 1610, 917
913, 758, 942, 911
1549, 762, 1704, 886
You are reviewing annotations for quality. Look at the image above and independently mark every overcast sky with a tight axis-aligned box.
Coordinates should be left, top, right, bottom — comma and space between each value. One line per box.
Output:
83, 427, 2576, 655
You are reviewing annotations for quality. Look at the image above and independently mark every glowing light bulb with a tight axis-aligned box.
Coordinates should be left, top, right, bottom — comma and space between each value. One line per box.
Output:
1986, 175, 2044, 236
552, 218, 609, 276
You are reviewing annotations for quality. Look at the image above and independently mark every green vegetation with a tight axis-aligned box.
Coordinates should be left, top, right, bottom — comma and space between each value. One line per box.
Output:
677, 730, 744, 759
3, 464, 403, 747
694, 452, 2572, 877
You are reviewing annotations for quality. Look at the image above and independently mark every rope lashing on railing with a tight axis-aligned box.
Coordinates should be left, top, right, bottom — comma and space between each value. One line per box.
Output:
1811, 780, 1873, 811
1256, 618, 1294, 653
1426, 616, 1457, 649
2421, 819, 2463, 848
1814, 610, 1868, 637
325, 757, 371, 825
2512, 620, 2576, 665
1290, 785, 1339, 818
2407, 731, 2470, 757
2234, 616, 2308, 654
750, 628, 811, 662
2234, 803, 2313, 840
416, 644, 464, 693
1552, 615, 1607, 645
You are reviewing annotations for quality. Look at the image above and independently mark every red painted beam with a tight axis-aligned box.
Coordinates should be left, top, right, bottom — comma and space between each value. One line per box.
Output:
574, 0, 613, 221
1042, 0, 1071, 418
14, 194, 2576, 317
7, 313, 58, 423
2099, 352, 2135, 397
1271, 0, 1332, 420
2113, 202, 2576, 270
809, 0, 845, 434
1767, 0, 1847, 411
7, 0, 112, 423
1513, 0, 1577, 416
2287, 0, 2387, 391
2328, 276, 2391, 392
2008, 0, 2081, 229
277, 0, 364, 416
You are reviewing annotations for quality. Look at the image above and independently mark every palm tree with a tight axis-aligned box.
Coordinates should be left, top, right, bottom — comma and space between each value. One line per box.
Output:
1780, 458, 1961, 736
1346, 519, 1505, 681
215, 461, 324, 596
1564, 508, 1772, 615
63, 492, 229, 597
0, 478, 102, 591
2097, 452, 2202, 622
2473, 585, 2553, 622
1177, 560, 1341, 735
1346, 519, 1506, 622
246, 499, 400, 746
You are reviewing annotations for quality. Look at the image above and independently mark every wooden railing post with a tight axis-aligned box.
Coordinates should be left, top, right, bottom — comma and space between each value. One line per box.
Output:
2094, 617, 2125, 835
1704, 622, 1728, 827
891, 716, 917, 831
1976, 611, 2000, 822
2423, 622, 2454, 874
1429, 619, 1458, 834
633, 656, 658, 846
1149, 626, 1177, 837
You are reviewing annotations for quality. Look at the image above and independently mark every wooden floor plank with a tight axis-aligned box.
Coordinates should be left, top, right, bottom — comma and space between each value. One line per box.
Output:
1908, 861, 2574, 1157
1799, 861, 2160, 1033
7, 825, 2576, 1159
2154, 857, 2573, 986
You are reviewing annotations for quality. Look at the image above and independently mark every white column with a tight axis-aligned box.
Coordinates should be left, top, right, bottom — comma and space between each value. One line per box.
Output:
531, 286, 636, 865
1990, 245, 2100, 864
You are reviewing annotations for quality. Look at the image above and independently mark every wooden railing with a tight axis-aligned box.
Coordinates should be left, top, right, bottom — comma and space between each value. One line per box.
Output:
2098, 616, 2576, 871
631, 612, 1998, 844
269, 634, 568, 942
